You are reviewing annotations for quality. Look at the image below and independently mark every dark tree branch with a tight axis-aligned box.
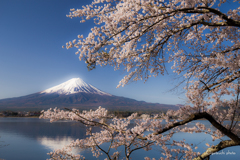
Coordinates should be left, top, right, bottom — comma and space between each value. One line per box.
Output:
151, 112, 240, 143
193, 140, 240, 160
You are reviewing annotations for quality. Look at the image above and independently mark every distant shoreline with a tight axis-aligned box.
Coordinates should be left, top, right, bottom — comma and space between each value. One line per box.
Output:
0, 116, 40, 118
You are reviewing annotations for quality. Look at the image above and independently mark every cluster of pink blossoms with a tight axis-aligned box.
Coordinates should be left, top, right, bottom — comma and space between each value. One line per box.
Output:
44, 0, 240, 159
40, 105, 229, 160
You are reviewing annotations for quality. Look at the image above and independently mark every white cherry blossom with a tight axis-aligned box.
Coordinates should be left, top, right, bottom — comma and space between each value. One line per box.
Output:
42, 0, 240, 159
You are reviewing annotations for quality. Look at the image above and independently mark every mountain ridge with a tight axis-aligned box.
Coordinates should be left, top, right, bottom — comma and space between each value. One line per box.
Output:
0, 78, 179, 111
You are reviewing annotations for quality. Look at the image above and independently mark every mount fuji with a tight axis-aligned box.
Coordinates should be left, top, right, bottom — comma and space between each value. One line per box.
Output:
0, 78, 179, 111
40, 78, 111, 96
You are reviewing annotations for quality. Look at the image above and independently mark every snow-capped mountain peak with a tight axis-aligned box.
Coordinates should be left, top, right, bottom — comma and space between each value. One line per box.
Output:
40, 78, 111, 96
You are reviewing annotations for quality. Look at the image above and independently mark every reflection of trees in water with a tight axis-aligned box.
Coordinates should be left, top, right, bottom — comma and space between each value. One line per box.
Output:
0, 136, 9, 160
0, 118, 88, 139
0, 136, 9, 149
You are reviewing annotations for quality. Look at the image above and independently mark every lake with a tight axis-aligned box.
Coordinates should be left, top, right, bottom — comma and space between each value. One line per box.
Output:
0, 117, 239, 160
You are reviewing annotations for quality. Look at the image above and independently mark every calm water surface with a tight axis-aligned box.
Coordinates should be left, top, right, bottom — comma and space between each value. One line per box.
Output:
0, 117, 239, 160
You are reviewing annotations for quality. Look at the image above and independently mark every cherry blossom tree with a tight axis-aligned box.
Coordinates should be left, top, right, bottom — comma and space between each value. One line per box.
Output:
41, 0, 240, 159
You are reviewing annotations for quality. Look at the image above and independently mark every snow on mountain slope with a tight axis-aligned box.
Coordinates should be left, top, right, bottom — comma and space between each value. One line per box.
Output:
40, 78, 111, 96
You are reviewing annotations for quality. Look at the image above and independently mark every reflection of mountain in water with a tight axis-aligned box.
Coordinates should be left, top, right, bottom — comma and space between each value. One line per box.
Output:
0, 118, 101, 160
37, 136, 82, 155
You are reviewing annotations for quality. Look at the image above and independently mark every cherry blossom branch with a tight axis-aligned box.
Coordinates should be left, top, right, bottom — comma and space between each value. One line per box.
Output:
146, 6, 240, 27
202, 70, 240, 92
141, 112, 240, 145
229, 82, 240, 130
44, 1, 240, 159
193, 140, 240, 160
128, 141, 154, 156
197, 7, 240, 27
90, 130, 111, 160
64, 108, 115, 130
64, 107, 240, 144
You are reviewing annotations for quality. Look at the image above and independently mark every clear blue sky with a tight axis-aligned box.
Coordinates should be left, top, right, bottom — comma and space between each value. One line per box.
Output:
0, 0, 186, 105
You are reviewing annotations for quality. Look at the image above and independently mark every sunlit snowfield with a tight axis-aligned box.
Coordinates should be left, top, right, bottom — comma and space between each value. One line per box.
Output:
0, 117, 239, 160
